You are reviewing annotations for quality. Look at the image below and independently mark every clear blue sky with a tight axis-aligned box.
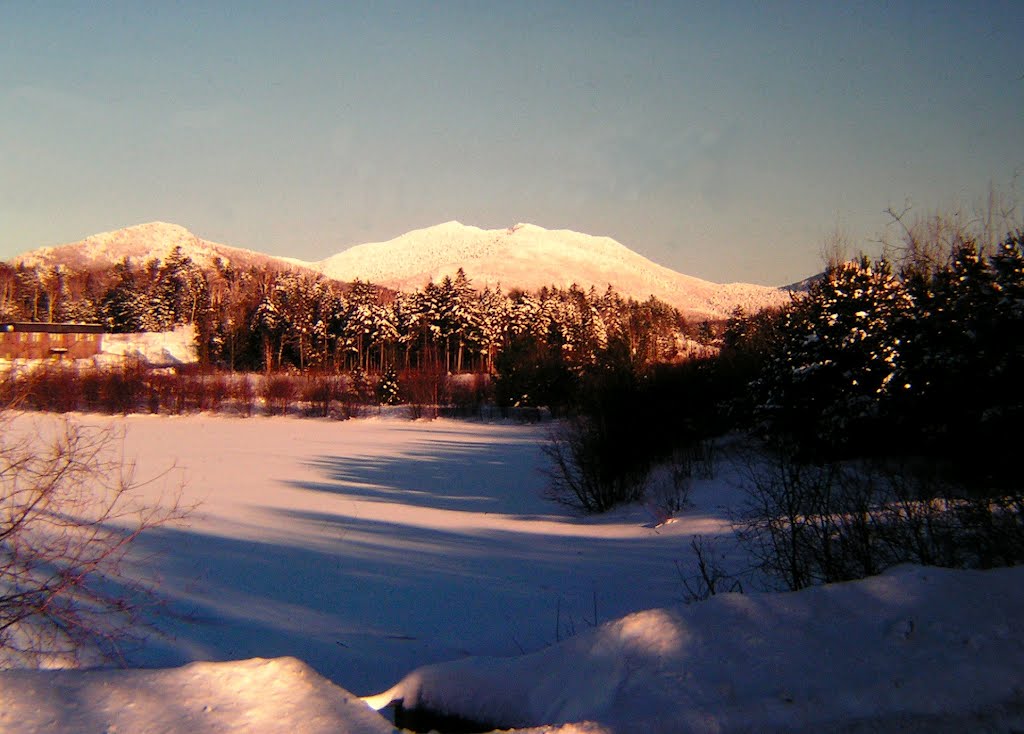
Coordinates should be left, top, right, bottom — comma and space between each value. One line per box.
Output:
2, 2, 1022, 285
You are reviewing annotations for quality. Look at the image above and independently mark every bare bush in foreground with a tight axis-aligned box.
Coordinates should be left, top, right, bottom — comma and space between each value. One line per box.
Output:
678, 535, 743, 604
1, 412, 190, 666
543, 416, 648, 513
738, 445, 1024, 591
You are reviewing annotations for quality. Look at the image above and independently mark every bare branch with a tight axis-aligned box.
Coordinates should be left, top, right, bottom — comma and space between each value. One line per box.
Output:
1, 408, 192, 667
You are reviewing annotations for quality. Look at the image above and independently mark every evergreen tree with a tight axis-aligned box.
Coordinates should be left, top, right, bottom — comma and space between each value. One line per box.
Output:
101, 261, 148, 333
757, 256, 912, 453
985, 231, 1024, 465
477, 285, 511, 373
377, 364, 402, 405
348, 366, 373, 404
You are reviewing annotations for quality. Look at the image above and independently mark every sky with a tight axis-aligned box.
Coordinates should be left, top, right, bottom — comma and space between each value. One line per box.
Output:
2, 2, 1022, 285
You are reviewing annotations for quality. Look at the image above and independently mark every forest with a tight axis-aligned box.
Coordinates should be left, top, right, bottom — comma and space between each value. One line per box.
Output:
0, 250, 692, 378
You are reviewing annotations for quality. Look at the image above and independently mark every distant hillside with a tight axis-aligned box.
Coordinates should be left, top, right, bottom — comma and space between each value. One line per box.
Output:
302, 221, 788, 321
12, 222, 309, 275
12, 221, 790, 321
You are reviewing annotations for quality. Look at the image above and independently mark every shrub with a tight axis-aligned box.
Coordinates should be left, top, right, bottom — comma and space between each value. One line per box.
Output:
260, 373, 299, 416
98, 363, 147, 414
25, 365, 82, 413
302, 373, 342, 417
233, 373, 257, 417
0, 410, 190, 665
646, 443, 714, 519
204, 372, 231, 413
677, 536, 743, 604
543, 362, 728, 514
737, 445, 1024, 591
543, 415, 649, 513
402, 367, 449, 420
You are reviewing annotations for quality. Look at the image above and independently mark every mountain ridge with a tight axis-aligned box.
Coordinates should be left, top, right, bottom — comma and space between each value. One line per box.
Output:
11, 221, 789, 320
12, 221, 306, 276
306, 220, 787, 320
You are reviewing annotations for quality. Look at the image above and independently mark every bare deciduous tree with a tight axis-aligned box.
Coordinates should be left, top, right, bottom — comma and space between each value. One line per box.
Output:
0, 410, 189, 666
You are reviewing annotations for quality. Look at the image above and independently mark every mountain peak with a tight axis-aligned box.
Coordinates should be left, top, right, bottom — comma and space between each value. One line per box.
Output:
10, 220, 789, 321
310, 221, 787, 320
13, 221, 308, 276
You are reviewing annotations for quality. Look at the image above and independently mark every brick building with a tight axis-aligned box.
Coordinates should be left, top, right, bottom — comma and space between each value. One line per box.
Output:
0, 323, 105, 360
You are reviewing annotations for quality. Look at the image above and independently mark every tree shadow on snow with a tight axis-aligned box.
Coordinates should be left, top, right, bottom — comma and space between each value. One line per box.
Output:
293, 436, 556, 516
125, 500, 735, 695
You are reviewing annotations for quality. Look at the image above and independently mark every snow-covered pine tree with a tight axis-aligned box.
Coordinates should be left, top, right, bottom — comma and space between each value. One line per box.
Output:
348, 366, 373, 404
448, 268, 483, 372
757, 256, 912, 453
101, 261, 149, 333
377, 364, 402, 405
477, 285, 511, 373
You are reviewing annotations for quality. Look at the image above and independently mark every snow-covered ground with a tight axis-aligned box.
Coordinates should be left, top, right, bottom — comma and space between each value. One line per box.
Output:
1, 413, 1022, 733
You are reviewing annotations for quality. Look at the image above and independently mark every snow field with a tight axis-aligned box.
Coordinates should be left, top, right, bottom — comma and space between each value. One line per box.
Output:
2, 413, 1022, 733
5, 413, 716, 693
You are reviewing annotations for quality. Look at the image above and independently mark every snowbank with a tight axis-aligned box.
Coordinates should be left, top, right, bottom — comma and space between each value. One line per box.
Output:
96, 323, 198, 367
0, 657, 396, 734
4, 566, 1022, 734
369, 564, 1024, 733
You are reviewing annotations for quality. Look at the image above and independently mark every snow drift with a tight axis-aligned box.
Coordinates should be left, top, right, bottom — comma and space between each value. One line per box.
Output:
368, 564, 1024, 733
4, 566, 1022, 734
0, 657, 395, 734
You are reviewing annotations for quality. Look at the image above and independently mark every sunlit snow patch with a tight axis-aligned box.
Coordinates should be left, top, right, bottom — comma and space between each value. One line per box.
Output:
366, 565, 1024, 733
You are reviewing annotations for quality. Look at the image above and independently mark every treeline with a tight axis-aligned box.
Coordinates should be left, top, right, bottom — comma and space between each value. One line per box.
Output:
726, 230, 1024, 479
0, 249, 689, 380
595, 227, 1024, 488
553, 228, 1024, 592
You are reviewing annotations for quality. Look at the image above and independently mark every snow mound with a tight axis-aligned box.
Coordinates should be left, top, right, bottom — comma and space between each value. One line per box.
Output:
369, 565, 1024, 733
0, 657, 396, 734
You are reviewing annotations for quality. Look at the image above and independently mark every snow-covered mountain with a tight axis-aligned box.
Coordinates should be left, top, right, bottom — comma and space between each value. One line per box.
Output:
12, 221, 305, 275
305, 221, 788, 320
13, 221, 789, 320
